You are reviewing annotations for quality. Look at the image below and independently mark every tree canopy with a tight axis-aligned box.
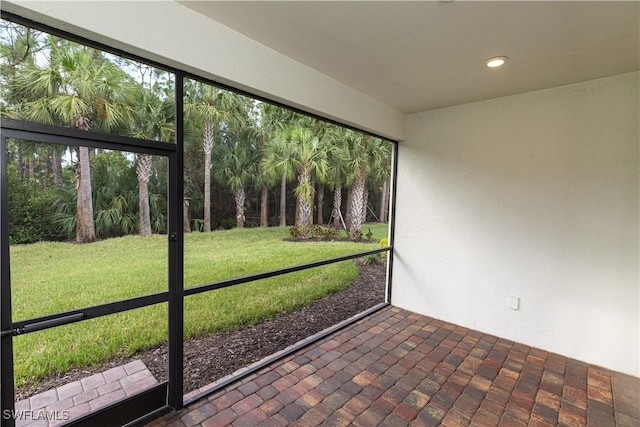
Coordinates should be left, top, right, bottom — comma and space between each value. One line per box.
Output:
1, 19, 392, 243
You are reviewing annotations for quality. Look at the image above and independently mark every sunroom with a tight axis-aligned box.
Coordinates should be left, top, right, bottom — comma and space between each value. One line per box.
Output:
0, 1, 638, 426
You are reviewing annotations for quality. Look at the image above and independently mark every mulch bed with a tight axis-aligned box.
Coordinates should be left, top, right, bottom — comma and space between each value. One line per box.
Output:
15, 262, 386, 401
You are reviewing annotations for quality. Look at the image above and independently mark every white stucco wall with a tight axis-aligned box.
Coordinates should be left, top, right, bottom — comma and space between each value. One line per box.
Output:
3, 1, 405, 141
393, 72, 639, 376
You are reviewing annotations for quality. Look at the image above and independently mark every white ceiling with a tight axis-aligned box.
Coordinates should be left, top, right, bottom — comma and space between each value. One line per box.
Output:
179, 1, 639, 114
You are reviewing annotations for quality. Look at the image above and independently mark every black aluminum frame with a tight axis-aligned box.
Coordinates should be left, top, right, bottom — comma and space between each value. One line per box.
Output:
1, 135, 15, 426
0, 119, 180, 427
386, 142, 400, 304
0, 9, 399, 427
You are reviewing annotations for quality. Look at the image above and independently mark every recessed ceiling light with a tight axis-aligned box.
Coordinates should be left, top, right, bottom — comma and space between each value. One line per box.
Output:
485, 56, 508, 68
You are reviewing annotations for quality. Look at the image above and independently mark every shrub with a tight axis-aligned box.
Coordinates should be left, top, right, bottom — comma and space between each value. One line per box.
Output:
379, 237, 389, 259
311, 225, 340, 239
191, 218, 204, 232
365, 228, 373, 240
362, 254, 381, 265
289, 225, 310, 239
218, 218, 236, 230
8, 176, 65, 244
290, 225, 341, 240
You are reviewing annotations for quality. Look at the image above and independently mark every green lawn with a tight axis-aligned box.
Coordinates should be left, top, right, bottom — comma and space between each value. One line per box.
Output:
10, 224, 388, 387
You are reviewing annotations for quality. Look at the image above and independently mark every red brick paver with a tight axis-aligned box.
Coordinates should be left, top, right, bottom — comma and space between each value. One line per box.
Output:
151, 307, 639, 426
14, 360, 158, 427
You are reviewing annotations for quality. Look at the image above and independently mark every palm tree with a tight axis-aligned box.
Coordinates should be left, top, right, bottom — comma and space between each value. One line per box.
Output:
181, 107, 206, 232
337, 131, 383, 240
369, 138, 392, 223
15, 41, 134, 243
255, 102, 289, 227
91, 152, 137, 238
316, 183, 325, 225
213, 127, 259, 228
0, 21, 42, 109
129, 82, 175, 236
258, 103, 295, 226
136, 153, 153, 236
1, 25, 66, 190
52, 151, 138, 239
185, 81, 245, 232
266, 125, 328, 237
324, 125, 353, 228
299, 116, 330, 226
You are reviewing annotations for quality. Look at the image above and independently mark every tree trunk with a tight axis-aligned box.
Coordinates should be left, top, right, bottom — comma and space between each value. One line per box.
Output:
296, 172, 312, 236
309, 179, 314, 226
183, 192, 191, 232
203, 121, 214, 232
53, 150, 63, 189
348, 169, 366, 240
17, 146, 24, 179
380, 180, 388, 223
137, 154, 152, 236
332, 186, 342, 228
28, 157, 35, 180
235, 186, 246, 228
43, 153, 51, 190
76, 145, 96, 243
345, 188, 353, 229
260, 186, 268, 227
279, 173, 287, 226
316, 184, 324, 225
362, 186, 369, 224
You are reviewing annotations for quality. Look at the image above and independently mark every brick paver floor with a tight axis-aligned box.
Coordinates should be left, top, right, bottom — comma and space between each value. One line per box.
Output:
151, 306, 639, 426
14, 359, 158, 427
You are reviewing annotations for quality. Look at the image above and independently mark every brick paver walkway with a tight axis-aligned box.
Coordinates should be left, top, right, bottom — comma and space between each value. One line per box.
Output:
150, 306, 639, 426
14, 359, 158, 427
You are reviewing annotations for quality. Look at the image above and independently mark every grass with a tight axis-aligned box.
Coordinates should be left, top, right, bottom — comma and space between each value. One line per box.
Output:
10, 224, 388, 387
